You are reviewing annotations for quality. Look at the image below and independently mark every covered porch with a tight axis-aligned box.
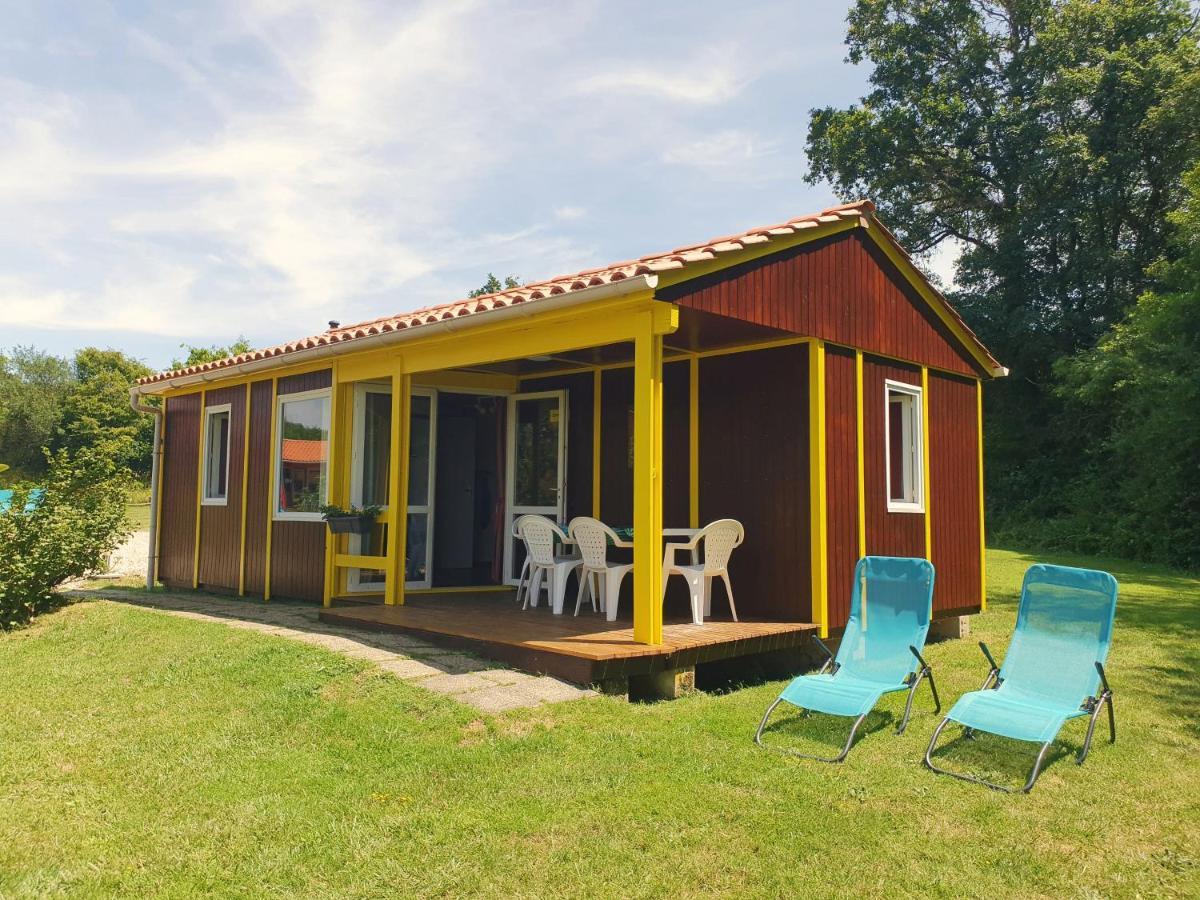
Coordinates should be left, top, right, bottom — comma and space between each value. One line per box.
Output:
319, 590, 819, 687
316, 282, 824, 657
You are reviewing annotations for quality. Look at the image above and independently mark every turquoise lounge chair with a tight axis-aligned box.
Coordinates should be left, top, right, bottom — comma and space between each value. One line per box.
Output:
924, 564, 1118, 792
755, 556, 939, 762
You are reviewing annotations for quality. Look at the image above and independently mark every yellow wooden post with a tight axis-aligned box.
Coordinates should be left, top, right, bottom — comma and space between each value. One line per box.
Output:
322, 368, 341, 608
385, 369, 412, 606
977, 378, 987, 611
632, 311, 665, 645
689, 354, 700, 529
592, 368, 602, 518
808, 341, 828, 637
921, 366, 932, 561
263, 377, 278, 602
192, 389, 206, 590
854, 350, 866, 560
237, 382, 252, 596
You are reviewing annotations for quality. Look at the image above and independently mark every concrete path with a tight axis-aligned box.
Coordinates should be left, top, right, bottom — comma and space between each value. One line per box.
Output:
68, 588, 596, 714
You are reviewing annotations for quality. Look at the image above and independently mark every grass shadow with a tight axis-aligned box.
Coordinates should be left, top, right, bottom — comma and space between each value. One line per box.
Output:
927, 726, 1083, 791
757, 706, 896, 760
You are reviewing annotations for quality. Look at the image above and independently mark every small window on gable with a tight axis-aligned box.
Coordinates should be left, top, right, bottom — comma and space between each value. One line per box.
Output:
202, 405, 232, 505
885, 380, 924, 513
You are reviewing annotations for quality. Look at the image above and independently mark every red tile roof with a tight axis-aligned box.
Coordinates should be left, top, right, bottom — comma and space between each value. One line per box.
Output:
137, 200, 1000, 386
281, 438, 327, 464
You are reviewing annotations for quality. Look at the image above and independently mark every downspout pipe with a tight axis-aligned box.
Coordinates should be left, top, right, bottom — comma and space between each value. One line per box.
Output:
129, 390, 163, 590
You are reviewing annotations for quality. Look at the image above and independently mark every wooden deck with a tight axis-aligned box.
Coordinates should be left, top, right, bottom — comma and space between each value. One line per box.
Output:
319, 591, 819, 685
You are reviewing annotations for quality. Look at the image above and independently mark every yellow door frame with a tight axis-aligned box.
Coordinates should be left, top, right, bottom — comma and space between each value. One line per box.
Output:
809, 341, 829, 638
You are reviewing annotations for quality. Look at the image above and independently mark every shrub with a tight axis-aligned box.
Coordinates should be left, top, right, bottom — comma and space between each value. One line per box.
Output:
0, 448, 131, 629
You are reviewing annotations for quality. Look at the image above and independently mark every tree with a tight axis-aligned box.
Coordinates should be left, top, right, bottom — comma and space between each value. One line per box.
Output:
56, 348, 155, 478
468, 274, 521, 298
170, 337, 253, 370
806, 0, 1200, 527
0, 347, 73, 476
1055, 163, 1200, 565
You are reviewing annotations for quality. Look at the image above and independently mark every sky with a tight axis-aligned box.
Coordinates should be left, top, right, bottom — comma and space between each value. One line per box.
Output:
0, 0, 952, 372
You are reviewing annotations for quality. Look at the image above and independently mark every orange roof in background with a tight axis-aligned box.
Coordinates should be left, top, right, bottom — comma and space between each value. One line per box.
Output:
138, 200, 1002, 386
281, 438, 327, 464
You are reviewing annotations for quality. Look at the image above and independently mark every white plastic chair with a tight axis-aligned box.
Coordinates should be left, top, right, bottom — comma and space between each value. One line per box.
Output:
518, 515, 582, 615
567, 517, 634, 621
512, 517, 532, 606
661, 519, 744, 625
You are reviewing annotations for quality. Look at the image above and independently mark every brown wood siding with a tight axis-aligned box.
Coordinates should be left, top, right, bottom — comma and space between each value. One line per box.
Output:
662, 361, 690, 528
929, 372, 983, 615
698, 344, 811, 620
599, 367, 634, 525
269, 520, 325, 601
243, 379, 274, 596
824, 346, 859, 628
661, 230, 984, 377
862, 356, 925, 558
158, 393, 200, 586
198, 385, 246, 591
278, 368, 332, 395
590, 361, 689, 529
267, 367, 331, 601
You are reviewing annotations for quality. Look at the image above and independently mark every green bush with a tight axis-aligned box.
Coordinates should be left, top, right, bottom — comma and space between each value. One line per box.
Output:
0, 448, 131, 629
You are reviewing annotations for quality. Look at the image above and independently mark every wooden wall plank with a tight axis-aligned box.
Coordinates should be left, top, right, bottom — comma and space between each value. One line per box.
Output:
862, 356, 925, 559
824, 346, 859, 628
242, 379, 273, 596
198, 385, 246, 591
158, 393, 200, 587
660, 230, 984, 377
929, 372, 983, 614
698, 344, 811, 620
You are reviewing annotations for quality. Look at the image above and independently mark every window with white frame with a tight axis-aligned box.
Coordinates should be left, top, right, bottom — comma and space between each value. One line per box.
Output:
884, 380, 924, 512
202, 404, 232, 505
275, 389, 331, 519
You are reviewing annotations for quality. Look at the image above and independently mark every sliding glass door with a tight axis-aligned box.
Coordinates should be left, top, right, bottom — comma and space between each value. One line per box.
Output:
347, 384, 436, 592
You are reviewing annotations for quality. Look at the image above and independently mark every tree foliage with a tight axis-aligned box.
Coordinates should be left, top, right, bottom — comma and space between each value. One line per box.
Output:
0, 347, 73, 475
468, 274, 521, 298
170, 337, 253, 370
1053, 163, 1200, 566
806, 0, 1200, 558
57, 348, 154, 476
0, 447, 131, 628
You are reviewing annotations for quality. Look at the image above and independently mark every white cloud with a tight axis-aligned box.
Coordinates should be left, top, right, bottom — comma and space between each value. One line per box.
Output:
662, 130, 779, 169
554, 205, 586, 221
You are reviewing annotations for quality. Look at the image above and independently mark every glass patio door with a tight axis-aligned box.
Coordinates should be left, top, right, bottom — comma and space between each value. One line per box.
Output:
347, 384, 436, 592
503, 390, 567, 584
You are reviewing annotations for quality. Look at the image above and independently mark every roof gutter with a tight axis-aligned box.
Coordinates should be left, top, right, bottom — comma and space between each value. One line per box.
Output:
130, 274, 659, 397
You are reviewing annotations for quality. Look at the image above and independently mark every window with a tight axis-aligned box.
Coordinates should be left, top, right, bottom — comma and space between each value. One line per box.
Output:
202, 404, 231, 505
275, 389, 331, 519
884, 380, 924, 512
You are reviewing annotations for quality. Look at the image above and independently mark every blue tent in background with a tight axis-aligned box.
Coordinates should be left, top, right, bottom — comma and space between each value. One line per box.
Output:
0, 488, 45, 514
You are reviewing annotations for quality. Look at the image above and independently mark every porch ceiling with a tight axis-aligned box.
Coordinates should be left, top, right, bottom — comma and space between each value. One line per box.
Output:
450, 307, 794, 378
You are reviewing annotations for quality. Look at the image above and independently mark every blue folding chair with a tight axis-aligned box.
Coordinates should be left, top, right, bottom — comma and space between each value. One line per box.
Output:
924, 564, 1118, 792
755, 557, 939, 762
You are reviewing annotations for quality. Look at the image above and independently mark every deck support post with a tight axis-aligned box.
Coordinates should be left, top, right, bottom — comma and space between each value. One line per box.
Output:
629, 667, 696, 702
385, 365, 411, 606
632, 304, 677, 645
809, 340, 829, 638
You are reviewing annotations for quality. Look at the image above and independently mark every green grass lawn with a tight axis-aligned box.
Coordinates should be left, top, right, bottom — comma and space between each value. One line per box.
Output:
1, 548, 1197, 898
124, 484, 152, 531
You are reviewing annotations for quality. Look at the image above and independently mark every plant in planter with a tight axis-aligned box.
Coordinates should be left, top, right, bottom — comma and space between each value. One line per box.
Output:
319, 503, 382, 535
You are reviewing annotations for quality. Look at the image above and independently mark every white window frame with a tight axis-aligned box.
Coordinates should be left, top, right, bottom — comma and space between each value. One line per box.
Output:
273, 387, 332, 522
884, 379, 925, 514
201, 403, 232, 507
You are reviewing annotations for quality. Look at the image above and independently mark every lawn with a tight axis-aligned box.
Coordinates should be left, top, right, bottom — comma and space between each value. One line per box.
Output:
1, 548, 1196, 898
